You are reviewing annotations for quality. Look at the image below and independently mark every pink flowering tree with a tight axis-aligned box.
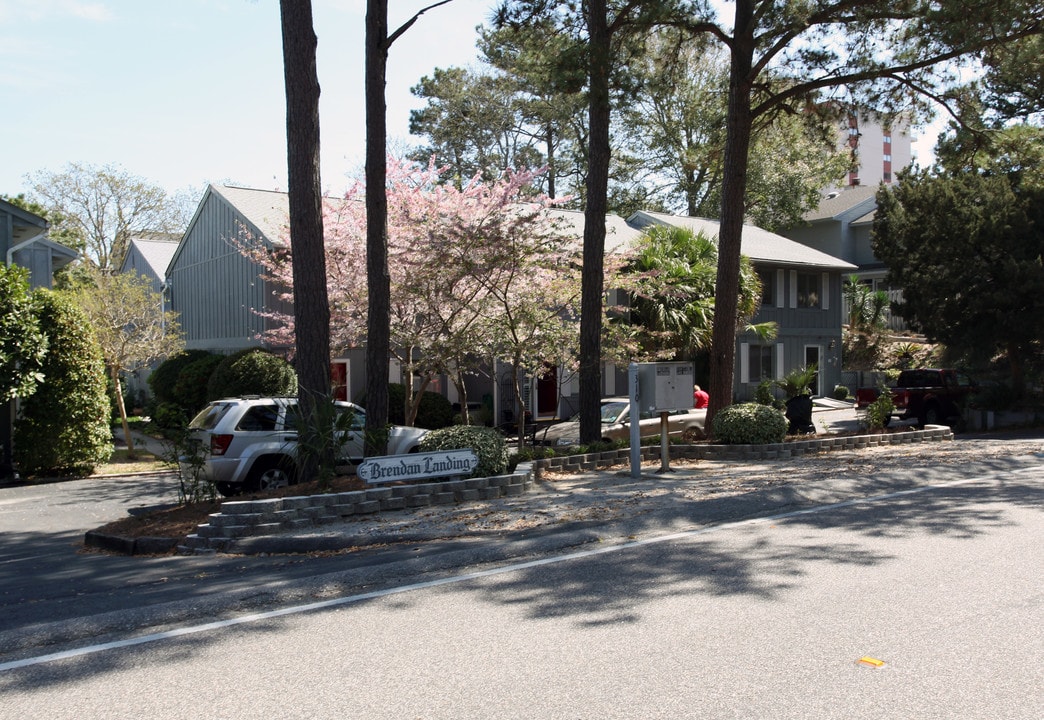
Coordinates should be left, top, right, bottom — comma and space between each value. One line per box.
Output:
238, 157, 582, 429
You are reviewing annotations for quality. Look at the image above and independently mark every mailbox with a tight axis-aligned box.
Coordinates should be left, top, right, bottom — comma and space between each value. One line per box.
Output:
636, 361, 694, 413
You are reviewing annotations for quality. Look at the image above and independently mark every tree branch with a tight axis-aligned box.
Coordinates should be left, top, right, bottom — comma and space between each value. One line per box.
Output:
386, 0, 456, 48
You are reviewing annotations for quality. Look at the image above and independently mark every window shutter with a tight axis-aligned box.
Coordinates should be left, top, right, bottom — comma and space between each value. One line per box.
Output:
776, 343, 785, 380
789, 270, 798, 308
776, 269, 785, 308
740, 343, 749, 383
822, 273, 830, 310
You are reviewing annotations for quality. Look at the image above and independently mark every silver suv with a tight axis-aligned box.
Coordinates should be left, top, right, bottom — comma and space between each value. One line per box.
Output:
180, 397, 428, 496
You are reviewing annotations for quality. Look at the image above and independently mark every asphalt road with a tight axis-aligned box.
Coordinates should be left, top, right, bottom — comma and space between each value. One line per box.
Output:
1, 460, 1041, 718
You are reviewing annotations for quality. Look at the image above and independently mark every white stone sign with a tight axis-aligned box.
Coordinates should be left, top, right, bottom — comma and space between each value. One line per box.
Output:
357, 449, 479, 484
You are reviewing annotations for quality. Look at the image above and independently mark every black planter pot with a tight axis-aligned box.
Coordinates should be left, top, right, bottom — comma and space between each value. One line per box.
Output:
785, 395, 816, 434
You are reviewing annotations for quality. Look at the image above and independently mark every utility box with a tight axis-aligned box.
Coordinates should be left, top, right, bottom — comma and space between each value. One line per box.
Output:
636, 361, 694, 413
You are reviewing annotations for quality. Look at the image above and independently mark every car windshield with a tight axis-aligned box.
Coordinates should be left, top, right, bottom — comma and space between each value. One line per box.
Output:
600, 401, 627, 423
188, 402, 233, 430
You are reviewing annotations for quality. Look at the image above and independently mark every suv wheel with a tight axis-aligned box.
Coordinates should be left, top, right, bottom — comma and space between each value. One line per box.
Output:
247, 457, 295, 492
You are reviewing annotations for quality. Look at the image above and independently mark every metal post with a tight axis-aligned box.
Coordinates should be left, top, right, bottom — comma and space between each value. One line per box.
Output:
659, 411, 670, 472
629, 362, 640, 478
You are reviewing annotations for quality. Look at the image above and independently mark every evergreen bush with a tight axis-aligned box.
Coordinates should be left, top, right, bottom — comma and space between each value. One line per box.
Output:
206, 348, 297, 401
754, 379, 783, 408
419, 425, 508, 478
415, 390, 454, 429
711, 402, 787, 445
172, 354, 225, 416
149, 349, 216, 404
361, 384, 456, 429
14, 291, 112, 477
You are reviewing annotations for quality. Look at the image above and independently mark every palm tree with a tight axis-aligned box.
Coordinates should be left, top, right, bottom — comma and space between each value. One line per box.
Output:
623, 225, 775, 359
843, 275, 889, 333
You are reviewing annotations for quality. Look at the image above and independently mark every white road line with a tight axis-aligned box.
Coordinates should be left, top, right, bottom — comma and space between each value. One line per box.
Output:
1, 466, 1039, 673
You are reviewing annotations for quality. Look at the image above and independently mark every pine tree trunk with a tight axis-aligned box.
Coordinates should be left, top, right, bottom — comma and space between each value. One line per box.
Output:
578, 0, 610, 445
708, 0, 756, 435
365, 0, 391, 455
280, 0, 331, 479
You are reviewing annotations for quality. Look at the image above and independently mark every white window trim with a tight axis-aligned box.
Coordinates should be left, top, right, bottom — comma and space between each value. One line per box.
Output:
775, 344, 785, 380
740, 342, 750, 384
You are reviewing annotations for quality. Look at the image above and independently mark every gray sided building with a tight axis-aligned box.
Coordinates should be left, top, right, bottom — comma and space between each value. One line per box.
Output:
167, 185, 294, 356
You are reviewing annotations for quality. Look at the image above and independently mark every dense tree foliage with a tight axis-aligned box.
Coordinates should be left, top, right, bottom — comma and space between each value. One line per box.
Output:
0, 264, 46, 403
872, 151, 1044, 386
14, 291, 112, 477
614, 34, 848, 226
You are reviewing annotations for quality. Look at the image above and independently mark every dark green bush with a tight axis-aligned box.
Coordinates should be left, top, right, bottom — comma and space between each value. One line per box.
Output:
149, 349, 217, 404
361, 384, 455, 429
206, 348, 297, 401
832, 385, 850, 401
173, 354, 225, 415
14, 290, 112, 477
415, 390, 454, 429
711, 402, 787, 445
754, 379, 784, 409
419, 425, 508, 478
152, 401, 190, 432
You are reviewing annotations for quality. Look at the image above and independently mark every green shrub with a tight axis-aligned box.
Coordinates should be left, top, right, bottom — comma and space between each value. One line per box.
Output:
206, 348, 297, 401
361, 384, 456, 429
508, 444, 573, 472
832, 385, 850, 401
415, 390, 455, 429
754, 379, 784, 408
173, 354, 225, 415
864, 387, 895, 430
14, 290, 112, 477
152, 401, 190, 433
419, 425, 508, 478
711, 403, 787, 445
149, 349, 217, 404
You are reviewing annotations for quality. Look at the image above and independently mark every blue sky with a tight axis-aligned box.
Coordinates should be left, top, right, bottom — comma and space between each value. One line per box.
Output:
1, 0, 940, 205
0, 0, 496, 200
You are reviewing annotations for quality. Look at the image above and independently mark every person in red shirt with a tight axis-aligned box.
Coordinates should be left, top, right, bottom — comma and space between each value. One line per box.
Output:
693, 384, 709, 409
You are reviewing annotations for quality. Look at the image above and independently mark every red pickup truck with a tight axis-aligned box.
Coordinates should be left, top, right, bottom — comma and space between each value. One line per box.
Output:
855, 368, 977, 427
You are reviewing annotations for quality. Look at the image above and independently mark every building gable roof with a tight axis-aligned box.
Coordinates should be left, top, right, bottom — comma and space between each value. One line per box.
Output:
121, 234, 180, 278
210, 185, 291, 242
803, 184, 880, 223
628, 211, 857, 271
542, 208, 645, 253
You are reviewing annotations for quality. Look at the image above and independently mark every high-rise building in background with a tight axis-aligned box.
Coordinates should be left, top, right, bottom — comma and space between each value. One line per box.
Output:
839, 109, 914, 187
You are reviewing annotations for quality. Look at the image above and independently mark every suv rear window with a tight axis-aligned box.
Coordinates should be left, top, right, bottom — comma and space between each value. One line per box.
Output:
188, 403, 234, 430
236, 404, 279, 432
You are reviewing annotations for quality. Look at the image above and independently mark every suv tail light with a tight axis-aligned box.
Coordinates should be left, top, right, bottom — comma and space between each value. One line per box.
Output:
211, 434, 234, 456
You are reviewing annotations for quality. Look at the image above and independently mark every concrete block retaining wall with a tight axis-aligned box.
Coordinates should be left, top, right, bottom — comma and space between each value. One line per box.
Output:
179, 425, 952, 553
179, 468, 536, 553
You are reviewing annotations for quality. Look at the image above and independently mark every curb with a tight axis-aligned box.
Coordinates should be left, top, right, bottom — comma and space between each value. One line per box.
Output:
83, 531, 181, 555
